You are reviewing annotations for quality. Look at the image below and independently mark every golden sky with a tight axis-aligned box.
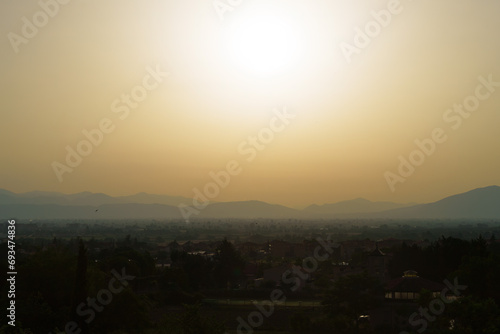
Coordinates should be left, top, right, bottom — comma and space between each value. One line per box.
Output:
1, 0, 499, 207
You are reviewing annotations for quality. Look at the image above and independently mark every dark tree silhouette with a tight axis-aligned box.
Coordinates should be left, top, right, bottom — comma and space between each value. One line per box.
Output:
323, 272, 383, 333
214, 238, 245, 289
158, 303, 225, 334
70, 239, 89, 334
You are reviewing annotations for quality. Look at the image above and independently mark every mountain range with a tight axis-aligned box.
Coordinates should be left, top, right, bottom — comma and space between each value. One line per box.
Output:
0, 186, 499, 220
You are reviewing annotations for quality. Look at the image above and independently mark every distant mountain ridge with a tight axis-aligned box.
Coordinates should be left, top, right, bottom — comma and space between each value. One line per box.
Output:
371, 185, 500, 219
0, 203, 183, 220
0, 186, 499, 220
304, 198, 416, 216
0, 189, 193, 207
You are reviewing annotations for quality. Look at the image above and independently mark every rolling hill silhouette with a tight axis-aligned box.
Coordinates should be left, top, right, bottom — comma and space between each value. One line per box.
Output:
0, 186, 499, 219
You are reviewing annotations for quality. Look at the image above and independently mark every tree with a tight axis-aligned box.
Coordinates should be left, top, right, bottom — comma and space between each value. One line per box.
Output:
422, 296, 500, 334
157, 303, 225, 334
446, 297, 500, 333
171, 251, 214, 291
213, 238, 245, 289
14, 243, 76, 332
290, 312, 312, 333
452, 253, 500, 303
323, 273, 383, 333
92, 288, 150, 333
70, 239, 89, 333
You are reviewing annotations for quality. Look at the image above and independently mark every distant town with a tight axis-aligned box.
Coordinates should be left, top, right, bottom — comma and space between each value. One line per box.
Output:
2, 218, 500, 333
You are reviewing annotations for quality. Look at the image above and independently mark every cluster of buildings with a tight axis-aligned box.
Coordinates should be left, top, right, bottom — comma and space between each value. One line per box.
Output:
153, 237, 453, 330
154, 238, 438, 293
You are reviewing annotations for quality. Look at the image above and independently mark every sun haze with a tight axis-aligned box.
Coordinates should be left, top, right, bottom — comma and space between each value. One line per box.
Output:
1, 0, 499, 207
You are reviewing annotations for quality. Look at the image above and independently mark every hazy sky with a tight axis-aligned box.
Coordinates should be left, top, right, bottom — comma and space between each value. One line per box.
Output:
1, 0, 499, 207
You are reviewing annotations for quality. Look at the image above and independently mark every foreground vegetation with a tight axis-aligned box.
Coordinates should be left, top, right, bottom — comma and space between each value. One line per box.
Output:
2, 219, 500, 333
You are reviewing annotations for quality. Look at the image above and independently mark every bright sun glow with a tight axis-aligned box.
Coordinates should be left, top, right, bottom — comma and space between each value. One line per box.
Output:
225, 10, 304, 77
